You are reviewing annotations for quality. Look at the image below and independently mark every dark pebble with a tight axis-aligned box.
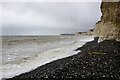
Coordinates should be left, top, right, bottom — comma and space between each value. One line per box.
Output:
5, 38, 120, 80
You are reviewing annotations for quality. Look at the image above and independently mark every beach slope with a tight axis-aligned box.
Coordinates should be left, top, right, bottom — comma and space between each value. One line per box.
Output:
6, 39, 120, 79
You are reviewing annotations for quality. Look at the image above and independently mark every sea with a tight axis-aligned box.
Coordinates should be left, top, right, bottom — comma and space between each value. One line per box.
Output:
2, 35, 74, 64
1, 35, 94, 79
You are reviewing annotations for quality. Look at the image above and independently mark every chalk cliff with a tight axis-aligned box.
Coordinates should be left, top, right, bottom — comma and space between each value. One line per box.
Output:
94, 0, 120, 41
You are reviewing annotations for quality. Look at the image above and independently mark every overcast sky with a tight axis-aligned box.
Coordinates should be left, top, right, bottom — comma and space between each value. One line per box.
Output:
1, 0, 102, 35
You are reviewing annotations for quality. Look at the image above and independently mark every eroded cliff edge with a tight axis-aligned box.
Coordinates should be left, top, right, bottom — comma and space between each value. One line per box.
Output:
94, 0, 120, 41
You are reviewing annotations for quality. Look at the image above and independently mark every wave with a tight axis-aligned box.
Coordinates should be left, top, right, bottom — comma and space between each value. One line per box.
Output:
1, 36, 94, 79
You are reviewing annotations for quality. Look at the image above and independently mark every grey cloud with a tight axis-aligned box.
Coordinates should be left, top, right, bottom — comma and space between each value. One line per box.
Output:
2, 2, 101, 35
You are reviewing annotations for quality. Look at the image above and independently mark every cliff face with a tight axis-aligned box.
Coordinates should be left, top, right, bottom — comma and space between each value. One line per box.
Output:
94, 1, 120, 41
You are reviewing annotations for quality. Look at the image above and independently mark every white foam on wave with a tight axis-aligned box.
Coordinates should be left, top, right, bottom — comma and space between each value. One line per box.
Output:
77, 36, 95, 42
1, 36, 94, 79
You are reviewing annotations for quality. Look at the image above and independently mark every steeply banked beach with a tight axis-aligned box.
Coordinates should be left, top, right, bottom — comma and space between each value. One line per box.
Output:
6, 38, 120, 79
2, 0, 120, 79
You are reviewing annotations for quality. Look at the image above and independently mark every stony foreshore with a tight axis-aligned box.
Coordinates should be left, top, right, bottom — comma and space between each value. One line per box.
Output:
6, 38, 120, 80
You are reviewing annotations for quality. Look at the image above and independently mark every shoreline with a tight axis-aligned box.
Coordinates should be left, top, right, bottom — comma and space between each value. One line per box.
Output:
6, 39, 120, 79
1, 36, 94, 79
